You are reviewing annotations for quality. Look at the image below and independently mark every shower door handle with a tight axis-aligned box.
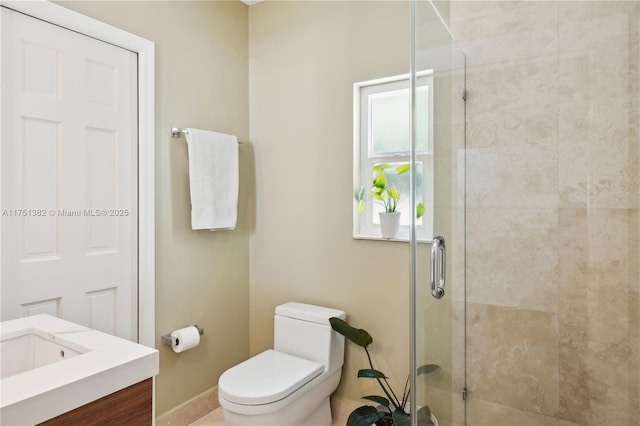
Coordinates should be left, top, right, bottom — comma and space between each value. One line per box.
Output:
430, 236, 446, 299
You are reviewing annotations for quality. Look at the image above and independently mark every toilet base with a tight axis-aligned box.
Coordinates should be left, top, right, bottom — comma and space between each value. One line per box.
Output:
306, 397, 331, 426
222, 396, 331, 426
220, 370, 340, 426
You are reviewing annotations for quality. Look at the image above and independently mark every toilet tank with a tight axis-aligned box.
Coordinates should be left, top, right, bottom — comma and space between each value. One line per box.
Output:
274, 302, 347, 374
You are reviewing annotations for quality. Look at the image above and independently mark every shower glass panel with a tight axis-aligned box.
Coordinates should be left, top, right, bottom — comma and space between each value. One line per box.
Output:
410, 1, 466, 425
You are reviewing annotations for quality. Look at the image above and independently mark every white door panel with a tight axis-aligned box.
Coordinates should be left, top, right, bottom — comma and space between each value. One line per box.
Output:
1, 7, 138, 341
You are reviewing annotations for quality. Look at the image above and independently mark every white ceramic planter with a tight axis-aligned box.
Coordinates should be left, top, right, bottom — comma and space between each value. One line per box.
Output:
379, 211, 401, 239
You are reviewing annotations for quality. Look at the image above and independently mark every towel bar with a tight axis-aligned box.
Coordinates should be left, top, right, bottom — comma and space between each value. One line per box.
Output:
171, 127, 245, 144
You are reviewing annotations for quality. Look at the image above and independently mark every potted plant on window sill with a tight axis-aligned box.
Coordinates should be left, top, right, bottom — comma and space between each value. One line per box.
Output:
329, 317, 439, 426
355, 163, 425, 239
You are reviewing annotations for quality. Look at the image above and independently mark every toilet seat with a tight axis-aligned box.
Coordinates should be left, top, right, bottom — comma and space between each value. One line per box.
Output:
218, 349, 323, 406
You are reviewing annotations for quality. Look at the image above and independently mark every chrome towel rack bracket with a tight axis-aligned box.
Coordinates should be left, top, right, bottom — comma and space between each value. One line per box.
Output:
171, 127, 245, 144
171, 127, 186, 138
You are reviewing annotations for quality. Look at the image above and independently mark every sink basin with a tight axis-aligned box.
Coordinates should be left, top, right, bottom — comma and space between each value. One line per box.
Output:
0, 314, 158, 425
1, 328, 89, 379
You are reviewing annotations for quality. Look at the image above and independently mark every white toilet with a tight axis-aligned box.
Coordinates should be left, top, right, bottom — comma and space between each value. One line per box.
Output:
218, 302, 347, 426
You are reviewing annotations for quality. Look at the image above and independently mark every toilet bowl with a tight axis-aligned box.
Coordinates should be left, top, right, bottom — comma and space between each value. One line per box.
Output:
218, 302, 347, 426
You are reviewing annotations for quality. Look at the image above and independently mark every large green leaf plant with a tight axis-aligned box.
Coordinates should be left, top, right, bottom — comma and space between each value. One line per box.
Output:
355, 163, 426, 218
330, 317, 439, 426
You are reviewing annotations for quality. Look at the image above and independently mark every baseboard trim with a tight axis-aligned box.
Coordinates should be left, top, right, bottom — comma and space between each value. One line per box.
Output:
156, 386, 220, 426
157, 390, 360, 426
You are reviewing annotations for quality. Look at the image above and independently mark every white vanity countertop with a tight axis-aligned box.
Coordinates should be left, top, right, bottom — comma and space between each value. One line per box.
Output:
0, 314, 159, 425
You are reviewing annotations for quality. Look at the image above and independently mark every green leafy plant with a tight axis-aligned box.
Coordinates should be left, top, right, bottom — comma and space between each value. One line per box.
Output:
355, 163, 425, 218
330, 317, 439, 426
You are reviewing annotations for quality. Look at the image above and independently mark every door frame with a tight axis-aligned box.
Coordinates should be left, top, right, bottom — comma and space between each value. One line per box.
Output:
0, 0, 155, 348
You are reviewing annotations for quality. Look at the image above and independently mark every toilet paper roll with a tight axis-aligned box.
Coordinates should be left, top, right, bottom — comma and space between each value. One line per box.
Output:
171, 326, 200, 353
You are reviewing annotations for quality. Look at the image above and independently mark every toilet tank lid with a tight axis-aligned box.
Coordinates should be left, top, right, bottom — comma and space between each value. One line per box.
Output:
275, 302, 346, 324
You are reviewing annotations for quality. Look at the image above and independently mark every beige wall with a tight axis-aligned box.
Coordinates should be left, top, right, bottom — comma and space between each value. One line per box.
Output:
55, 0, 416, 414
56, 1, 251, 415
248, 1, 413, 400
46, 2, 639, 423
452, 2, 640, 425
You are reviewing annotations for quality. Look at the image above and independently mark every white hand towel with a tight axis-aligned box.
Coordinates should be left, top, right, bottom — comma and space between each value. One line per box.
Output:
185, 128, 238, 230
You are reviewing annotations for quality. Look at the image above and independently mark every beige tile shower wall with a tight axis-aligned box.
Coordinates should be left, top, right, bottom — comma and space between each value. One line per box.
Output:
55, 1, 251, 416
248, 1, 413, 401
452, 1, 639, 425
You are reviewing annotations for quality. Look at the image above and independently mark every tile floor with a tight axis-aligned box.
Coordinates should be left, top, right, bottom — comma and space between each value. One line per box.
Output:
188, 407, 225, 426
188, 397, 359, 426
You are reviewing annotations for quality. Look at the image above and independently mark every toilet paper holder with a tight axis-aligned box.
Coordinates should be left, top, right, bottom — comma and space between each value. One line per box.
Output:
161, 325, 204, 347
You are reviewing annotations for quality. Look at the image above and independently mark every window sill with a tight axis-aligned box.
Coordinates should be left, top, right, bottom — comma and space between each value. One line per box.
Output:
352, 235, 431, 244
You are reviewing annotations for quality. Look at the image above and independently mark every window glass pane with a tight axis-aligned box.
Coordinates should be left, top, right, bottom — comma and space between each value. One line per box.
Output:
369, 86, 428, 155
415, 86, 429, 152
370, 89, 410, 153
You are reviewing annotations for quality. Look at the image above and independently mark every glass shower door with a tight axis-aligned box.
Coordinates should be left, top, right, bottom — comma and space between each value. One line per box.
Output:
410, 2, 466, 425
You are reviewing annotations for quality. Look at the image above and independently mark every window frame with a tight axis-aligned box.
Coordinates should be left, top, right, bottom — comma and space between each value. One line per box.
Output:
353, 71, 434, 241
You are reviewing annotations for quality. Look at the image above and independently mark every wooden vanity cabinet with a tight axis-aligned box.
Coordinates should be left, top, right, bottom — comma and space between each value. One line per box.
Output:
38, 378, 152, 426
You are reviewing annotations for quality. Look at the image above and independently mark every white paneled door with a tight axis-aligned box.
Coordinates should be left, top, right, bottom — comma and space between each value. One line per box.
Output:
1, 7, 138, 341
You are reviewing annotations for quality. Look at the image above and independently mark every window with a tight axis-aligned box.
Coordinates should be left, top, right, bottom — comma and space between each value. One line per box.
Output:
353, 72, 433, 241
